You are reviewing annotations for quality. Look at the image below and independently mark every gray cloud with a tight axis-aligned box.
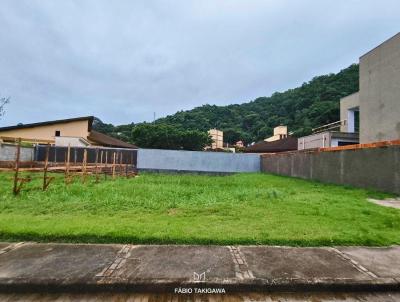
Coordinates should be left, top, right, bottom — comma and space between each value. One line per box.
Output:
0, 0, 399, 126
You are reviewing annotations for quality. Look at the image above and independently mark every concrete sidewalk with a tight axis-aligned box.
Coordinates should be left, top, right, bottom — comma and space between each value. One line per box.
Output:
0, 242, 399, 293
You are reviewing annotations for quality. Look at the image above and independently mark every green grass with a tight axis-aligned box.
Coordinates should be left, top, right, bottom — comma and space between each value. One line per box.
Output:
0, 172, 399, 246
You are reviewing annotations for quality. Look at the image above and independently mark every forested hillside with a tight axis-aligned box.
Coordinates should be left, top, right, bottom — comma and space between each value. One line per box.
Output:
94, 64, 359, 145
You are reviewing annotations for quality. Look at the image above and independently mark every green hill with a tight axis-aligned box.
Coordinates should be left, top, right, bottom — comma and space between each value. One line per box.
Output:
94, 64, 359, 144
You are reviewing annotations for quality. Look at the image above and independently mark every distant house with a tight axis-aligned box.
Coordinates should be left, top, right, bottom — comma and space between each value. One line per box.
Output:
245, 126, 297, 153
0, 116, 137, 149
264, 125, 288, 142
244, 137, 298, 153
297, 130, 358, 150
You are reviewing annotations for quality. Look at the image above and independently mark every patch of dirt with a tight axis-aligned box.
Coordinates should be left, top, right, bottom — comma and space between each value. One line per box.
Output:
167, 208, 181, 216
368, 198, 400, 209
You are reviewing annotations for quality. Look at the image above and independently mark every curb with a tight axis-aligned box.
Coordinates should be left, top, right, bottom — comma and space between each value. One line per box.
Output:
0, 278, 399, 293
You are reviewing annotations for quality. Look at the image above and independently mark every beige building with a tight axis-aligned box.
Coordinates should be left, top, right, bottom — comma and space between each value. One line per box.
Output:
0, 116, 137, 148
207, 129, 223, 149
265, 125, 288, 142
340, 32, 400, 144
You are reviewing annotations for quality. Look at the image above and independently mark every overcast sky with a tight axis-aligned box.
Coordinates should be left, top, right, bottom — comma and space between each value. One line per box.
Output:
0, 1, 399, 126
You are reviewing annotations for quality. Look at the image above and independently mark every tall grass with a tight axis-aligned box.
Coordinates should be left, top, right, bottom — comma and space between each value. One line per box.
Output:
0, 172, 399, 246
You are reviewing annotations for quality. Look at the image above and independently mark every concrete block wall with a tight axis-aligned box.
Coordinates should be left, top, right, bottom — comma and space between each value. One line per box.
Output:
0, 143, 35, 161
261, 146, 400, 194
137, 149, 260, 173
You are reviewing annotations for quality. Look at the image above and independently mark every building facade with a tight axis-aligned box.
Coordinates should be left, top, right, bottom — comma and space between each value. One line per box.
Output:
341, 32, 400, 144
207, 129, 223, 149
264, 125, 288, 142
299, 32, 400, 150
0, 117, 90, 144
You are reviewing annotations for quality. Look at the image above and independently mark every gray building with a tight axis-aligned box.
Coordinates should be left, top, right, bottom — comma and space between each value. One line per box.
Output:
341, 32, 400, 144
300, 32, 400, 150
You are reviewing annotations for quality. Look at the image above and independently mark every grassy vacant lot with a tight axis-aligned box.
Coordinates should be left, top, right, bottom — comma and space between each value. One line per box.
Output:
0, 172, 399, 246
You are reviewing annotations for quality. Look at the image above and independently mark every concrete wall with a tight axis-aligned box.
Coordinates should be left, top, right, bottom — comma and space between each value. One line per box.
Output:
0, 143, 34, 161
359, 32, 400, 143
55, 136, 90, 147
137, 149, 260, 173
261, 146, 400, 194
298, 132, 331, 150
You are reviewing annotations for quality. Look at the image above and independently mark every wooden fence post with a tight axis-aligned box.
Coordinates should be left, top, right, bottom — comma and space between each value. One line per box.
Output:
42, 144, 54, 191
82, 149, 87, 183
13, 138, 34, 194
12, 138, 21, 195
65, 144, 71, 184
112, 152, 116, 179
119, 153, 123, 177
99, 150, 103, 181
95, 148, 99, 183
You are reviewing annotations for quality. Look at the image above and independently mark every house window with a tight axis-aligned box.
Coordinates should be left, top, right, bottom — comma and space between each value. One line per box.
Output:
55, 130, 61, 137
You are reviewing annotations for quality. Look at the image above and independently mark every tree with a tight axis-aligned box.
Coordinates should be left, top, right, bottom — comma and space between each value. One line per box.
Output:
223, 128, 243, 144
131, 123, 211, 151
0, 96, 10, 119
181, 130, 212, 151
256, 126, 272, 141
92, 117, 115, 134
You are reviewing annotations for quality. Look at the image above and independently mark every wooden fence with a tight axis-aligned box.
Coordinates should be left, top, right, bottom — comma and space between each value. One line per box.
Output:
0, 140, 138, 195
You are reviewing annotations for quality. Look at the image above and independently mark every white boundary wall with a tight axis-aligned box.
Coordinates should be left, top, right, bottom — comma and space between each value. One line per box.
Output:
137, 149, 260, 173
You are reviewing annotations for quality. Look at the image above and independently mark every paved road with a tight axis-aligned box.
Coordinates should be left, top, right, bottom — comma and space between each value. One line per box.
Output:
1, 292, 400, 301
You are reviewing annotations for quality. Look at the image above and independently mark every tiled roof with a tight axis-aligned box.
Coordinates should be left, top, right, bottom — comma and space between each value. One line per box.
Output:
244, 137, 298, 153
88, 130, 137, 149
